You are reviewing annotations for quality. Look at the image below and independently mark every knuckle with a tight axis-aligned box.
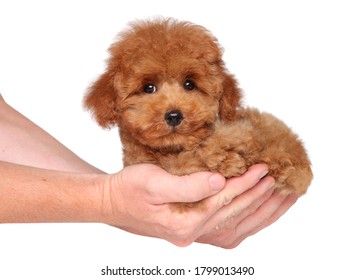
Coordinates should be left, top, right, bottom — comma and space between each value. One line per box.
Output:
222, 195, 233, 206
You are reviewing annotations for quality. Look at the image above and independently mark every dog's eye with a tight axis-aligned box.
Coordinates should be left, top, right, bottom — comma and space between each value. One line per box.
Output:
183, 80, 196, 91
143, 84, 157, 94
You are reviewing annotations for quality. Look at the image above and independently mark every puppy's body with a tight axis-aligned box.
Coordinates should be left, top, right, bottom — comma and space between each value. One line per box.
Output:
85, 18, 313, 197
123, 107, 311, 195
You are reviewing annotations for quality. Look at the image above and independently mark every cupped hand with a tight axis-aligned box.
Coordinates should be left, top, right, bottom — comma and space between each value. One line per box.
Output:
99, 163, 297, 248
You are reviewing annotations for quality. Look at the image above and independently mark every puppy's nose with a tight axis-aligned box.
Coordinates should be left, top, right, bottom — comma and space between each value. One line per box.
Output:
165, 110, 184, 127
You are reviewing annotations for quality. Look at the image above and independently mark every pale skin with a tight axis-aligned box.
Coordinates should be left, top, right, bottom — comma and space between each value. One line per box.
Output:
0, 95, 297, 248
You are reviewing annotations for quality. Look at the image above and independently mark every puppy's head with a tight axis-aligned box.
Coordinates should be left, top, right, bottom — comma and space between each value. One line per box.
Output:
85, 18, 242, 151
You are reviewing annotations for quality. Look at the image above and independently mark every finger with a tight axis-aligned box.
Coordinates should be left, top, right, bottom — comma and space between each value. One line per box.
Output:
151, 163, 267, 206
196, 185, 275, 247
229, 192, 298, 248
203, 176, 275, 232
224, 183, 276, 227
147, 169, 226, 204
206, 164, 269, 213
244, 193, 298, 236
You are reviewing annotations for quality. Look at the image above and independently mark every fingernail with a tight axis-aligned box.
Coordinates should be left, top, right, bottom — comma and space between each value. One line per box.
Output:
266, 179, 276, 190
259, 169, 269, 180
209, 174, 226, 191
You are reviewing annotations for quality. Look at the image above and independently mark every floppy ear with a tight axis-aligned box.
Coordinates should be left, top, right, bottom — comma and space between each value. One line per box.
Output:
84, 71, 119, 128
218, 74, 242, 123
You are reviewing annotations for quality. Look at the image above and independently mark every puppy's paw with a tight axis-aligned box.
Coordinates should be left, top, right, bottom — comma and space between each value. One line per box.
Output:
203, 151, 248, 178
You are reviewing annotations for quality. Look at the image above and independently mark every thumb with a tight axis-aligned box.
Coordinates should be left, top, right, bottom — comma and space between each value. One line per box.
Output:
147, 168, 226, 204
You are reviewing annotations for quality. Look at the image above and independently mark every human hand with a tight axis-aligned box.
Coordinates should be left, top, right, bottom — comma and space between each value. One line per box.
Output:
196, 181, 298, 248
98, 163, 297, 248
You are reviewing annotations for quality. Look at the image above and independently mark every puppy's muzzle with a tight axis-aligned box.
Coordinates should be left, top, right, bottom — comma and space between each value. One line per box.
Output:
165, 110, 184, 127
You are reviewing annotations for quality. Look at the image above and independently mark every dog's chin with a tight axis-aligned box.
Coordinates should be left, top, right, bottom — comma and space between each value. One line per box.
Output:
136, 124, 214, 153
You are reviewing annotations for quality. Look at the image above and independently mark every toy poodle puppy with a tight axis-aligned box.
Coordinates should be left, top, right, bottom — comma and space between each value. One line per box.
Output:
84, 18, 313, 200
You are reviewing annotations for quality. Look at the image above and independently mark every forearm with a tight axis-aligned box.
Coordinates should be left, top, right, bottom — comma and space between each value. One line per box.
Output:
0, 161, 105, 223
0, 96, 103, 173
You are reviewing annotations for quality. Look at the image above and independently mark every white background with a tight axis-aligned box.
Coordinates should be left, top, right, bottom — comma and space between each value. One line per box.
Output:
1, 0, 353, 279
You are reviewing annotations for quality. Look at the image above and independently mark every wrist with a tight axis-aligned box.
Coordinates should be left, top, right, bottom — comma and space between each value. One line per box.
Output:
93, 172, 126, 227
60, 172, 107, 224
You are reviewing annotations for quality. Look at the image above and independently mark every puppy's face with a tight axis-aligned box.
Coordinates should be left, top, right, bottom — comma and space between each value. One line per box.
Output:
85, 19, 241, 151
118, 76, 220, 151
